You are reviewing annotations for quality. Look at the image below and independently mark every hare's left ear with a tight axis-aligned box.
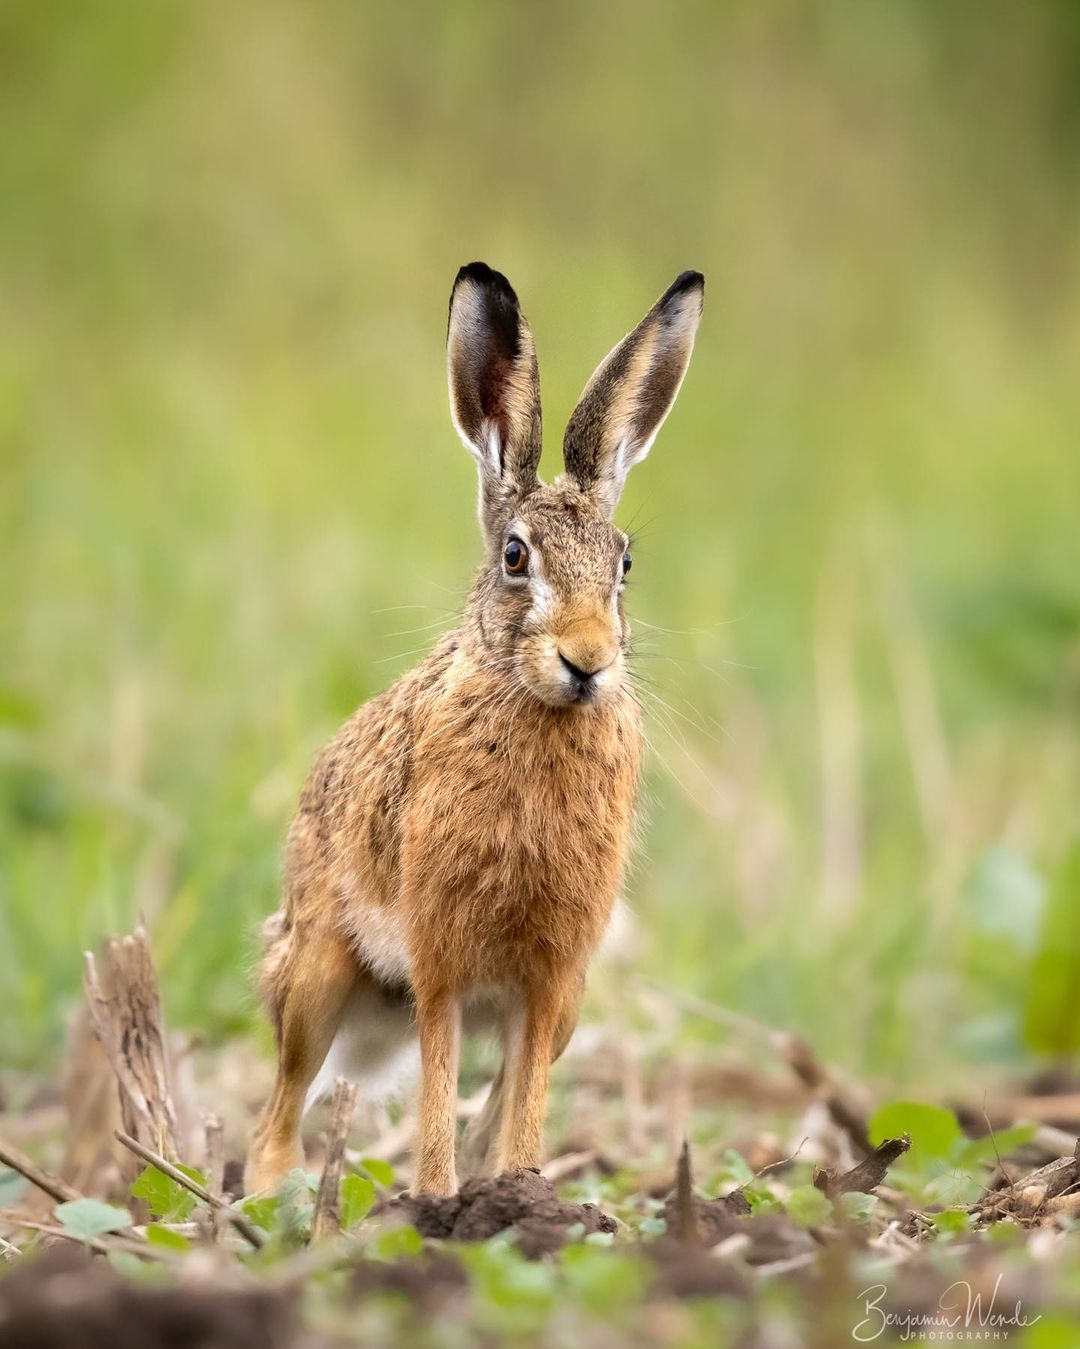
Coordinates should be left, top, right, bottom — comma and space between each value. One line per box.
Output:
563, 271, 703, 516
447, 262, 542, 539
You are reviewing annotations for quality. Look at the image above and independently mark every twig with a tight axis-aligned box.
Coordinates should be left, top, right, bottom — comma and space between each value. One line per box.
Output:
1035, 1124, 1080, 1157
673, 1139, 699, 1246
977, 1136, 1080, 1220
541, 1150, 599, 1184
312, 1078, 357, 1239
755, 1251, 818, 1278
753, 1137, 809, 1180
0, 1233, 19, 1262
982, 1106, 1017, 1207
203, 1113, 225, 1242
7, 1219, 171, 1261
0, 1137, 84, 1205
113, 1129, 264, 1250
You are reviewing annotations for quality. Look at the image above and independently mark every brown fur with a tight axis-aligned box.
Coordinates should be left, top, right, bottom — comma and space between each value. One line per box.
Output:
246, 264, 702, 1195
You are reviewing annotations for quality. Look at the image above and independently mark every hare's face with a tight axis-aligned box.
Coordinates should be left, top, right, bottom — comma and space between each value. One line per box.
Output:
484, 484, 632, 709
447, 262, 702, 707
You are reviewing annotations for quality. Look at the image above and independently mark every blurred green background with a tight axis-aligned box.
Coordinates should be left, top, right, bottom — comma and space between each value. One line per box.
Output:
2, 0, 1078, 1086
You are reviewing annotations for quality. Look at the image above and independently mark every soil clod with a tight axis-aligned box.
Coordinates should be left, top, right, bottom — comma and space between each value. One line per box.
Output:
381, 1168, 617, 1257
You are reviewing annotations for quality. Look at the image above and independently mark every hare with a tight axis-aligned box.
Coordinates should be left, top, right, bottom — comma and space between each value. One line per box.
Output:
246, 263, 703, 1196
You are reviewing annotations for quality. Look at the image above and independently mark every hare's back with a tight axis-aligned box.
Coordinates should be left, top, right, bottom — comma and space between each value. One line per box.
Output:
283, 637, 461, 917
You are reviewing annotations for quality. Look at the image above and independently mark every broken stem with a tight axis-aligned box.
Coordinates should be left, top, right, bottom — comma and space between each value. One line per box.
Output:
312, 1078, 358, 1240
673, 1138, 700, 1246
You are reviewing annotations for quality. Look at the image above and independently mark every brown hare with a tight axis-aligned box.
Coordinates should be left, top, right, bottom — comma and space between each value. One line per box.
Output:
246, 263, 703, 1196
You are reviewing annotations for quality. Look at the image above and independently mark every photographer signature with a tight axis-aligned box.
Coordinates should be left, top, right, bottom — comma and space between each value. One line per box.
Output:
853, 1275, 1041, 1342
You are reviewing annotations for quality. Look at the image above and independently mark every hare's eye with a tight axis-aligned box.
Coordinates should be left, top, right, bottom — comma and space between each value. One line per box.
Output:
504, 538, 529, 576
622, 551, 632, 576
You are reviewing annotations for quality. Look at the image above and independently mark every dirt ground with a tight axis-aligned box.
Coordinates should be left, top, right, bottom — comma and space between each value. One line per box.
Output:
2, 933, 1079, 1347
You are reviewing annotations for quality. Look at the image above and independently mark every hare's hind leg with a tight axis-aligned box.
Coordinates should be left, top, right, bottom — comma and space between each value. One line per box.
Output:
246, 923, 356, 1195
459, 1061, 505, 1179
468, 975, 583, 1178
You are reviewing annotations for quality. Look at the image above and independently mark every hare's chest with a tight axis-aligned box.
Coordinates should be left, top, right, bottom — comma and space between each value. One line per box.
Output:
401, 705, 641, 973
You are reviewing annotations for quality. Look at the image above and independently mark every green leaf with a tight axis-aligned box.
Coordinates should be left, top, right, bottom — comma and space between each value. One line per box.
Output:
0, 1165, 29, 1207
358, 1157, 394, 1188
1024, 842, 1080, 1054
742, 1181, 781, 1214
106, 1250, 147, 1279
55, 1198, 132, 1241
131, 1165, 195, 1222
718, 1149, 754, 1187
931, 1208, 972, 1235
341, 1173, 376, 1229
560, 1243, 650, 1314
239, 1194, 280, 1231
462, 1241, 556, 1333
954, 1122, 1036, 1168
923, 1171, 984, 1208
373, 1224, 423, 1259
785, 1185, 831, 1227
275, 1169, 316, 1244
146, 1223, 192, 1251
837, 1191, 877, 1222
1023, 1314, 1080, 1349
869, 1101, 962, 1172
278, 1167, 317, 1198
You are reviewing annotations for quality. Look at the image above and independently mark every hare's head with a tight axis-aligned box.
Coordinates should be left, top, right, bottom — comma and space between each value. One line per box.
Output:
447, 263, 703, 710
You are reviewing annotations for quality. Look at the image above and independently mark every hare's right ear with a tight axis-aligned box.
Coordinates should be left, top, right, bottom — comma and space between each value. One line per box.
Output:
447, 262, 542, 539
563, 271, 703, 516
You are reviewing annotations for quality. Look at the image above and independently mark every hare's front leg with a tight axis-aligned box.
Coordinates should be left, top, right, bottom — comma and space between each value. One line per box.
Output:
246, 928, 355, 1195
412, 990, 462, 1196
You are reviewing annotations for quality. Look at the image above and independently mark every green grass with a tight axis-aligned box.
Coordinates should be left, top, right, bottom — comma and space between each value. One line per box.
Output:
2, 0, 1079, 1083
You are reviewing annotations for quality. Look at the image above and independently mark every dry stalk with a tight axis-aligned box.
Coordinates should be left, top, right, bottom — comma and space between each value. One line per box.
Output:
203, 1113, 226, 1242
312, 1078, 358, 1239
83, 927, 180, 1170
673, 1138, 700, 1246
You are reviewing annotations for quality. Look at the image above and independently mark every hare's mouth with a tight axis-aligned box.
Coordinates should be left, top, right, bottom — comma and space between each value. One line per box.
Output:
516, 636, 622, 710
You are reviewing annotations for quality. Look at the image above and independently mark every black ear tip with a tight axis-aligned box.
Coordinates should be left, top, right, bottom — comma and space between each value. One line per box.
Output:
660, 270, 705, 306
453, 261, 519, 306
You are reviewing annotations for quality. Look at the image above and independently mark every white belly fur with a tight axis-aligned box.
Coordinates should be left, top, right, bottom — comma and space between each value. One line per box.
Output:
307, 896, 632, 1113
346, 901, 415, 986
304, 981, 419, 1111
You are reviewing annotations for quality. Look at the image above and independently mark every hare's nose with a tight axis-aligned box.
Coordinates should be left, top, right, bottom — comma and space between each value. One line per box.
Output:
558, 651, 610, 684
